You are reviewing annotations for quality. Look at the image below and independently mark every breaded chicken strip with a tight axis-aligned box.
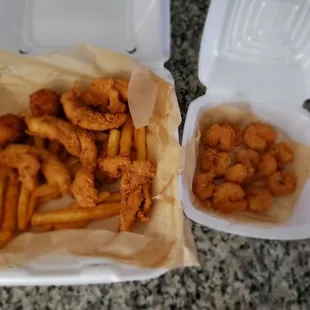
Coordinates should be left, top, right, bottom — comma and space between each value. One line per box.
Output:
61, 92, 127, 131
25, 115, 96, 170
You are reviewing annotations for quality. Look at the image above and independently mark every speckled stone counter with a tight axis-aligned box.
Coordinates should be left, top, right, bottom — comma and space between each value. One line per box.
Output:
1, 1, 310, 309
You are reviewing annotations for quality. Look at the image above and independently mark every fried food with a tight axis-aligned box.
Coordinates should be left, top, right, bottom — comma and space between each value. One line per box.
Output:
107, 129, 121, 157
236, 149, 260, 178
94, 132, 108, 142
29, 88, 60, 117
72, 168, 98, 208
2, 169, 20, 232
61, 91, 127, 131
203, 124, 236, 151
97, 155, 131, 178
17, 184, 30, 230
243, 123, 276, 152
119, 118, 133, 158
268, 143, 293, 166
134, 127, 147, 160
0, 231, 13, 248
213, 182, 247, 213
267, 171, 296, 196
200, 148, 231, 176
258, 154, 277, 177
48, 140, 62, 156
53, 220, 89, 230
25, 115, 97, 170
192, 172, 215, 200
225, 164, 248, 184
0, 114, 25, 146
0, 146, 40, 191
108, 87, 127, 114
119, 160, 156, 231
245, 186, 272, 212
31, 202, 121, 226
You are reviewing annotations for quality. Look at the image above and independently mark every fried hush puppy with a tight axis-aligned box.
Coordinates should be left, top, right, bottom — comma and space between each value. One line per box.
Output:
243, 123, 276, 152
245, 186, 271, 212
267, 171, 296, 196
200, 148, 231, 176
0, 114, 25, 145
30, 88, 61, 117
203, 124, 237, 151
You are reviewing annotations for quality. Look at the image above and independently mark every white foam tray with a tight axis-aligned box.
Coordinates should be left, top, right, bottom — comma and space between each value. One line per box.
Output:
182, 0, 310, 240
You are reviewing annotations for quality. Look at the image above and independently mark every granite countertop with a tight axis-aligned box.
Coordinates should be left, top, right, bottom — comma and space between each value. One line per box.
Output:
1, 1, 310, 309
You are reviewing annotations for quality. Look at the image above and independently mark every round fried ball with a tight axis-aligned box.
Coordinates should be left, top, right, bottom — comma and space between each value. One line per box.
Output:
0, 114, 25, 145
30, 88, 60, 117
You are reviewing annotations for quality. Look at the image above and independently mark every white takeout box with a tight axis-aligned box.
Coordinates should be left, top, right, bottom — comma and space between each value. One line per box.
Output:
182, 0, 310, 240
0, 0, 175, 286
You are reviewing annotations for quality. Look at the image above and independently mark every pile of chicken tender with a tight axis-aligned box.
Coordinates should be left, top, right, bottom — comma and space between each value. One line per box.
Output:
192, 122, 297, 214
0, 78, 156, 247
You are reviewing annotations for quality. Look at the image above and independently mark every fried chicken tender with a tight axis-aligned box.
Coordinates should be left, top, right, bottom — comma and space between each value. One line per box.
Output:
243, 123, 276, 152
97, 155, 131, 178
225, 164, 248, 184
267, 171, 296, 196
29, 88, 60, 117
268, 143, 293, 166
72, 168, 98, 208
119, 161, 156, 231
200, 148, 231, 176
245, 186, 272, 212
258, 154, 277, 177
61, 92, 127, 131
203, 124, 236, 151
25, 115, 96, 170
213, 182, 247, 213
0, 114, 25, 146
192, 172, 215, 200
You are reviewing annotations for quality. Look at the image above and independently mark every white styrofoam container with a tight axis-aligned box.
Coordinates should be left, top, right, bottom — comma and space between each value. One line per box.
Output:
182, 0, 310, 240
0, 0, 173, 285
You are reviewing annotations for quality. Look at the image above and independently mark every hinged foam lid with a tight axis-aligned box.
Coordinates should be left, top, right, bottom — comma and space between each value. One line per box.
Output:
0, 0, 170, 67
199, 0, 310, 106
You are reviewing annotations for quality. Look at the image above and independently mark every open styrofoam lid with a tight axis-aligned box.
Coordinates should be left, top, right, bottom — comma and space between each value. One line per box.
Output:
0, 0, 170, 66
199, 0, 310, 106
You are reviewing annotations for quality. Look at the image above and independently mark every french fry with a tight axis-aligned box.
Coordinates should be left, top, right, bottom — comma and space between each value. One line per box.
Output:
53, 220, 89, 230
31, 202, 121, 226
106, 192, 121, 202
2, 172, 20, 232
17, 184, 30, 230
27, 184, 60, 224
48, 140, 62, 156
98, 191, 111, 202
107, 129, 120, 157
134, 127, 147, 160
38, 190, 61, 206
95, 132, 108, 142
34, 136, 45, 148
119, 118, 133, 157
0, 231, 13, 248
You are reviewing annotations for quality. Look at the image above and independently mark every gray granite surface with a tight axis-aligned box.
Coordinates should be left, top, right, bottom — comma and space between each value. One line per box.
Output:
1, 1, 310, 309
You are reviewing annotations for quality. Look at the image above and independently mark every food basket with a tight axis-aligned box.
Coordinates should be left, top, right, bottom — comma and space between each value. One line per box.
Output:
0, 0, 178, 286
182, 0, 310, 240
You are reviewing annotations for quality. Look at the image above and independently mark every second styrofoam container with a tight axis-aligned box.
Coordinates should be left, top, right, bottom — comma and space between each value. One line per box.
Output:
182, 0, 310, 240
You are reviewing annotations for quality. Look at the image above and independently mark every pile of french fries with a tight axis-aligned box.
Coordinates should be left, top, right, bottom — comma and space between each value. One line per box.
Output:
0, 88, 149, 249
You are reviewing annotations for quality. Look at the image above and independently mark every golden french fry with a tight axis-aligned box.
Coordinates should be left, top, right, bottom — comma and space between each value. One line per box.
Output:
53, 220, 89, 230
34, 136, 45, 148
134, 127, 147, 160
95, 132, 108, 142
48, 140, 62, 156
106, 192, 121, 202
17, 184, 30, 230
107, 129, 121, 157
98, 191, 111, 202
31, 202, 120, 226
119, 118, 133, 157
2, 173, 20, 232
0, 231, 13, 248
27, 184, 60, 224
